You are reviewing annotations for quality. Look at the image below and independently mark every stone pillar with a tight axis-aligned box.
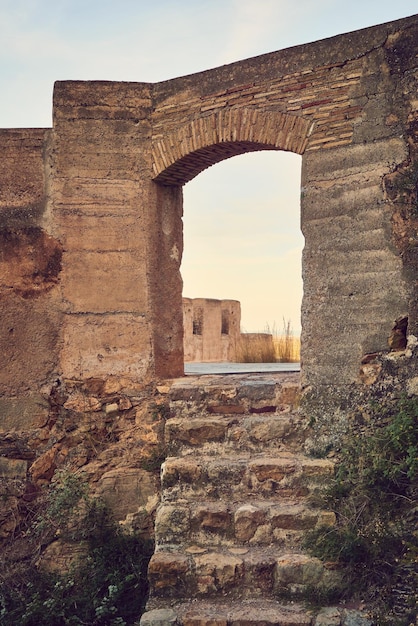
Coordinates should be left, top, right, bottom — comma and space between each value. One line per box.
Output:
301, 138, 409, 387
52, 81, 157, 382
146, 182, 184, 377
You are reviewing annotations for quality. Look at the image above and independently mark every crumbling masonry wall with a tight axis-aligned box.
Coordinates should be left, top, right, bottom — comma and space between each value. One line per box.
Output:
1, 13, 418, 422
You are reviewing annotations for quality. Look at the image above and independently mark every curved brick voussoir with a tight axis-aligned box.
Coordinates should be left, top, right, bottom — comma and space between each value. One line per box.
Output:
152, 109, 312, 185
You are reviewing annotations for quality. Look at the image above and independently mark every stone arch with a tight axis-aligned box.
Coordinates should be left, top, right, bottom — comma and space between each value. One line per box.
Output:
152, 109, 313, 185
10, 14, 413, 391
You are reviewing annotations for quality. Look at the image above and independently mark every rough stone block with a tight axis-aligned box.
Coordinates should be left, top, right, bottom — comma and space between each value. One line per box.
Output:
155, 504, 190, 542
0, 395, 49, 431
60, 313, 152, 380
242, 551, 276, 592
301, 458, 335, 477
237, 381, 276, 401
246, 417, 291, 444
207, 404, 246, 415
275, 554, 324, 588
194, 552, 243, 590
140, 609, 178, 626
148, 552, 190, 593
97, 467, 158, 521
0, 457, 27, 478
162, 457, 202, 487
192, 504, 232, 533
29, 446, 59, 483
234, 504, 265, 542
315, 607, 341, 626
165, 418, 228, 446
249, 457, 297, 482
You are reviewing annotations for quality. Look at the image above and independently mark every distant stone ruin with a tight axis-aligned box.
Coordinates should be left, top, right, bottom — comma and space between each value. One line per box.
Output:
183, 298, 241, 362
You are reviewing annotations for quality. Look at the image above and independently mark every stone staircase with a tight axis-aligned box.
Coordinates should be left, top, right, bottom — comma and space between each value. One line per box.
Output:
141, 373, 339, 626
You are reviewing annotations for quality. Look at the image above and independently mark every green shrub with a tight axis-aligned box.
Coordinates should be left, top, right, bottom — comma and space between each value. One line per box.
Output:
304, 395, 418, 624
0, 471, 153, 626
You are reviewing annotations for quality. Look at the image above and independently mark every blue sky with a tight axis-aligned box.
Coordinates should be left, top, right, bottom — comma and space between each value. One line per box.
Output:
1, 0, 417, 332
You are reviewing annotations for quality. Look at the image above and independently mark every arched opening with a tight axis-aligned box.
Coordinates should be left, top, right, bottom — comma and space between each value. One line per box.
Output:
150, 108, 310, 378
181, 150, 303, 368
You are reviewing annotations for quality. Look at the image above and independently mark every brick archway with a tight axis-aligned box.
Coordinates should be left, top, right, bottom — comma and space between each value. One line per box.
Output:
152, 109, 312, 185
1, 14, 416, 397
145, 12, 415, 386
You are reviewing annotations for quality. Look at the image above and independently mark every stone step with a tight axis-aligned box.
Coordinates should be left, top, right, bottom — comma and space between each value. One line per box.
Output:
168, 375, 301, 417
165, 413, 305, 454
147, 374, 341, 621
141, 599, 313, 626
141, 601, 374, 626
148, 547, 339, 601
161, 454, 334, 501
155, 499, 336, 549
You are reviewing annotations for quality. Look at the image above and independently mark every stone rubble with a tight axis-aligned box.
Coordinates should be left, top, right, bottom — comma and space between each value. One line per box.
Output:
141, 373, 366, 625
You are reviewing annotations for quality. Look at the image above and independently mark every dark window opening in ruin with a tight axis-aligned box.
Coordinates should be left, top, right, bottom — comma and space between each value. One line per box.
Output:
192, 307, 203, 335
221, 309, 230, 335
182, 150, 303, 364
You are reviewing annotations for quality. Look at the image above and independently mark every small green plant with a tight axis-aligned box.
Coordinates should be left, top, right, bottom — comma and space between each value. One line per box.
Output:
389, 165, 418, 217
33, 470, 90, 540
0, 471, 153, 626
304, 396, 418, 624
150, 402, 170, 422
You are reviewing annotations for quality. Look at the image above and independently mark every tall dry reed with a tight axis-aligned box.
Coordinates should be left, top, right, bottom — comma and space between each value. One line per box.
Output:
235, 320, 300, 363
272, 320, 300, 362
235, 333, 276, 363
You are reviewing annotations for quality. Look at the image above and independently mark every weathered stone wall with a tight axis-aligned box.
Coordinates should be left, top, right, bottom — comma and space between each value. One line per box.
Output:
183, 298, 241, 362
0, 129, 63, 428
2, 15, 417, 397
46, 81, 186, 384
0, 15, 417, 544
150, 15, 418, 389
52, 82, 158, 382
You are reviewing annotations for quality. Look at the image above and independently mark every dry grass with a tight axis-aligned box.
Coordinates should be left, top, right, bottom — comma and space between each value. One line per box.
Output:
273, 320, 300, 363
235, 333, 277, 363
235, 320, 300, 363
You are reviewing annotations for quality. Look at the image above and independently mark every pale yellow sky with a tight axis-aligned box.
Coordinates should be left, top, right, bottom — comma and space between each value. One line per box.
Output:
182, 151, 303, 333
